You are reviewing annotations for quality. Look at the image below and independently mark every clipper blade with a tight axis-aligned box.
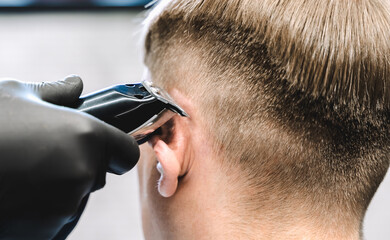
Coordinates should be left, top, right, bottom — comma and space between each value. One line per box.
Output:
142, 80, 189, 117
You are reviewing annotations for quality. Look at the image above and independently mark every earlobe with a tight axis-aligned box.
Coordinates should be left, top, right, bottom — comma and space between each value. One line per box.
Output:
153, 139, 181, 197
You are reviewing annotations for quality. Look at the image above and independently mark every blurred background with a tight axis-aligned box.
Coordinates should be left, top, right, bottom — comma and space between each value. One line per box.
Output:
0, 0, 153, 7
0, 1, 388, 239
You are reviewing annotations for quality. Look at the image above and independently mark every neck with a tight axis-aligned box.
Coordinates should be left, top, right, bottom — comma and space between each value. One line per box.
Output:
181, 196, 362, 240
224, 201, 363, 240
242, 217, 361, 240
189, 175, 362, 240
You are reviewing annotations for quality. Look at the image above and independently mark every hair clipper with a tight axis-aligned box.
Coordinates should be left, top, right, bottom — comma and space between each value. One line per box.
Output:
75, 80, 188, 144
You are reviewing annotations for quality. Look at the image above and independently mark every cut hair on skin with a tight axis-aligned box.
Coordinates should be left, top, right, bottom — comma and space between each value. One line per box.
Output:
143, 0, 390, 232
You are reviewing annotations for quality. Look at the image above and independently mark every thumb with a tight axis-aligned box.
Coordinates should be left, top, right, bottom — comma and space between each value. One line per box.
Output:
26, 75, 83, 106
103, 123, 140, 175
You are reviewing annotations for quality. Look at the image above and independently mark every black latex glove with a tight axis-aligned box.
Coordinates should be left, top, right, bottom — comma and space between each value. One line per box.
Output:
0, 76, 140, 240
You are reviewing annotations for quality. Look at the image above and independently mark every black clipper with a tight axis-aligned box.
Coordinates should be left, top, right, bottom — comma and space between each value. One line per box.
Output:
76, 80, 188, 144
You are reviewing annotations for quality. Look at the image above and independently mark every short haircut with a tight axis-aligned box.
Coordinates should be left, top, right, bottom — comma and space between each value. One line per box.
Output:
144, 0, 390, 221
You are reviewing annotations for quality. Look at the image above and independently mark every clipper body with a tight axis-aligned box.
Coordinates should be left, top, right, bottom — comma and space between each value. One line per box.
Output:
76, 81, 188, 144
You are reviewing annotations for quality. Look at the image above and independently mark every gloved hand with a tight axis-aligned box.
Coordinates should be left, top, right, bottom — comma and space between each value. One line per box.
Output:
0, 76, 140, 240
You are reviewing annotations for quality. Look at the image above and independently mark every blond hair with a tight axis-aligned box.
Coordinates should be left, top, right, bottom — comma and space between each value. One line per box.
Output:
144, 0, 390, 221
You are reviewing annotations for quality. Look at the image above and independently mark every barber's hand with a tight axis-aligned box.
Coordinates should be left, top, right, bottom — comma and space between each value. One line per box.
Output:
0, 76, 140, 240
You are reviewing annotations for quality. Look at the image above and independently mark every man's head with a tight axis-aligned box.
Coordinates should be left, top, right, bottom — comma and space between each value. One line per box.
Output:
138, 0, 390, 239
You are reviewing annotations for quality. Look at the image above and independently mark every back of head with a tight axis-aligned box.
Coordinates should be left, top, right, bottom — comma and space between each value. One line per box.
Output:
144, 0, 390, 229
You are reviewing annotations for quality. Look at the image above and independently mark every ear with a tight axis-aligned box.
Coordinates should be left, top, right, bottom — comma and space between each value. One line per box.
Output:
153, 139, 181, 197
149, 88, 195, 198
150, 114, 191, 198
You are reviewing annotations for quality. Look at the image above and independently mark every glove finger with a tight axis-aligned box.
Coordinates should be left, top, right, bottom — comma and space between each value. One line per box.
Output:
103, 123, 140, 175
26, 75, 83, 106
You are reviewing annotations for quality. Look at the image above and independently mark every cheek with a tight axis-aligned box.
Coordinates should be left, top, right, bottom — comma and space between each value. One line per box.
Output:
138, 144, 180, 240
138, 144, 167, 239
138, 145, 157, 235
138, 144, 157, 193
